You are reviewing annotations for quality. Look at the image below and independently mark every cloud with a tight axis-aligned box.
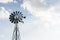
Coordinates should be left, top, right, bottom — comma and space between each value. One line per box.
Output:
21, 0, 60, 40
21, 18, 60, 40
21, 0, 60, 16
0, 7, 10, 20
0, 0, 16, 3
22, 30, 60, 40
21, 0, 60, 31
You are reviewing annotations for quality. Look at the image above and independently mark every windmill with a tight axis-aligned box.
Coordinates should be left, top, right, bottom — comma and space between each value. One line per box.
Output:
9, 11, 26, 40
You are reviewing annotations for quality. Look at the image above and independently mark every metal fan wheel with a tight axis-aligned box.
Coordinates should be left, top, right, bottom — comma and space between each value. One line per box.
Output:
9, 11, 26, 24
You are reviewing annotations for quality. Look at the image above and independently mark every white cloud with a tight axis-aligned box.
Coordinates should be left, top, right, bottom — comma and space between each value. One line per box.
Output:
21, 0, 60, 31
0, 0, 16, 3
0, 7, 10, 19
22, 30, 60, 40
21, 0, 60, 40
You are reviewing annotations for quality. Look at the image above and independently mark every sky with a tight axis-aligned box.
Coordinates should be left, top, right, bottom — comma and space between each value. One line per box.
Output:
0, 0, 60, 40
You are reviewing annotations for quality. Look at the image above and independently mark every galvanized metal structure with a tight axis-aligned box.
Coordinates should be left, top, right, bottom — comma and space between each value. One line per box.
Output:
9, 11, 26, 40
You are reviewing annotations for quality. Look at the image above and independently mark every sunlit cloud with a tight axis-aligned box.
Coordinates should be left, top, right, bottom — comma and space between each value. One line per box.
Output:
0, 7, 10, 20
21, 0, 60, 31
21, 0, 60, 40
0, 0, 17, 3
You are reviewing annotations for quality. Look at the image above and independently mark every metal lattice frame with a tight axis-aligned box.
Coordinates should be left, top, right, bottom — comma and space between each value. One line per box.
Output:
9, 11, 26, 40
12, 24, 20, 40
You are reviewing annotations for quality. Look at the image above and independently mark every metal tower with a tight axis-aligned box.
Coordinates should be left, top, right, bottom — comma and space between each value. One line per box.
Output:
9, 11, 26, 40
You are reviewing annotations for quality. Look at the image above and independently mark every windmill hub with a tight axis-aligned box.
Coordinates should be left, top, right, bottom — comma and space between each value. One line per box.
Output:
14, 15, 19, 19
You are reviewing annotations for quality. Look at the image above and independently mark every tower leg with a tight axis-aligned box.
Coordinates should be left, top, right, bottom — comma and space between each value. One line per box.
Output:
12, 23, 20, 40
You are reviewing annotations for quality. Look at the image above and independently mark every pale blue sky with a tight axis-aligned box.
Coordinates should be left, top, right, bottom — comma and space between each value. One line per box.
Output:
0, 0, 60, 40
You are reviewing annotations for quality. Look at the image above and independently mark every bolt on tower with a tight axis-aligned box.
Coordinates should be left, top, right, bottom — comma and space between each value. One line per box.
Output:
9, 11, 26, 40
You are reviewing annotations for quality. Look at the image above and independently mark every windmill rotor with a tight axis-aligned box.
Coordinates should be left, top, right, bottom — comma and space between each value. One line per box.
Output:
9, 11, 26, 24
